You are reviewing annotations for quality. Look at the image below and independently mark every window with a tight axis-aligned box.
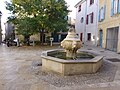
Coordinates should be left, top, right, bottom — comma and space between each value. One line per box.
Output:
81, 17, 84, 23
99, 6, 105, 22
114, 0, 118, 14
100, 7, 104, 20
80, 33, 83, 41
78, 5, 81, 12
111, 0, 120, 16
86, 12, 94, 24
90, 0, 94, 5
91, 12, 94, 23
86, 15, 89, 24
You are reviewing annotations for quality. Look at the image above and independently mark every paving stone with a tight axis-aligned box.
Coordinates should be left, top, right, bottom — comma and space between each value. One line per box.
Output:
0, 45, 120, 90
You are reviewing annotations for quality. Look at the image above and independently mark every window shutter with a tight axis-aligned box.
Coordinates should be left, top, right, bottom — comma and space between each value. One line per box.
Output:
98, 10, 100, 22
78, 5, 81, 12
111, 0, 114, 16
118, 0, 120, 13
101, 7, 104, 20
80, 5, 81, 11
100, 5, 106, 21
86, 15, 88, 24
90, 0, 92, 5
103, 5, 106, 20
91, 12, 94, 23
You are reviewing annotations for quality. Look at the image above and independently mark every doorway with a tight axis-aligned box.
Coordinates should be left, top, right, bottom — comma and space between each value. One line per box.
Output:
99, 30, 103, 47
106, 27, 119, 51
87, 33, 91, 41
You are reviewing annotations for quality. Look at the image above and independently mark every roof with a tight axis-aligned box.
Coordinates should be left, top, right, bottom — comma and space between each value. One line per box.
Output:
74, 0, 86, 8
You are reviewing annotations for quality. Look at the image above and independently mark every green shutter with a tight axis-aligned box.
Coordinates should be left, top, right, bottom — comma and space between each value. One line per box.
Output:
103, 5, 106, 19
98, 10, 100, 22
118, 0, 120, 13
111, 0, 114, 16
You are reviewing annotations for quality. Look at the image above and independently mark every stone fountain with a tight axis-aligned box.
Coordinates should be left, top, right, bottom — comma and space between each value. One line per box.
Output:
61, 28, 82, 59
41, 28, 103, 75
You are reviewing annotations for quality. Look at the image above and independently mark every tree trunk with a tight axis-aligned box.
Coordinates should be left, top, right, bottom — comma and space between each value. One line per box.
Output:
24, 35, 30, 46
40, 29, 44, 45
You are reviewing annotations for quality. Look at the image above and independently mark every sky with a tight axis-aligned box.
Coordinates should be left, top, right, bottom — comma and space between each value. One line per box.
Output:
0, 0, 11, 32
65, 0, 79, 18
0, 0, 80, 31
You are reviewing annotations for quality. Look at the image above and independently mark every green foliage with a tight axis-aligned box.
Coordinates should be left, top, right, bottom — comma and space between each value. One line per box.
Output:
6, 0, 69, 36
16, 17, 39, 36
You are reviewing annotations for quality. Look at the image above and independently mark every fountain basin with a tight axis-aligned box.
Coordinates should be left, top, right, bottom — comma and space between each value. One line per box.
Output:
41, 49, 103, 75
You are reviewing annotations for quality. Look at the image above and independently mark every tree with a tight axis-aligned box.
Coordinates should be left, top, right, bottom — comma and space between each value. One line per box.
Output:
6, 0, 69, 45
16, 17, 39, 45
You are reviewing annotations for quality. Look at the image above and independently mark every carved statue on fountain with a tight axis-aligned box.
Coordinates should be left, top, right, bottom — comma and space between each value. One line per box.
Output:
61, 28, 82, 58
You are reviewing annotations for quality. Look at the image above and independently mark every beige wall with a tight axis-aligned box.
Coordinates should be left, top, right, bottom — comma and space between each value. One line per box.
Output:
16, 34, 40, 41
98, 0, 120, 52
30, 34, 40, 41
17, 32, 51, 43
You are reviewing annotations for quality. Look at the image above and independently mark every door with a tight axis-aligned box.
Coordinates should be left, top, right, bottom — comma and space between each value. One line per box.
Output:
99, 30, 103, 47
106, 27, 119, 51
87, 33, 91, 41
40, 33, 45, 43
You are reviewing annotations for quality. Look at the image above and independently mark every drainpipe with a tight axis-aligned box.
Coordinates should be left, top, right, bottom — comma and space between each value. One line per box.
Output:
0, 11, 2, 45
84, 0, 87, 46
95, 0, 99, 46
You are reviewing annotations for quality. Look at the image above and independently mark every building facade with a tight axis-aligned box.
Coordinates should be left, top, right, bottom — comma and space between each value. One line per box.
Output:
4, 22, 15, 41
0, 11, 2, 44
98, 0, 120, 52
75, 0, 99, 46
68, 17, 75, 28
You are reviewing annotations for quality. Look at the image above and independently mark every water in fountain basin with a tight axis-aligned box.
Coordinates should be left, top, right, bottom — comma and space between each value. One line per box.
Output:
48, 50, 95, 60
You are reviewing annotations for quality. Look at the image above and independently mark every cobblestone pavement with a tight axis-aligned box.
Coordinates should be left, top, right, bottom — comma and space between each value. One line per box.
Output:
0, 44, 120, 90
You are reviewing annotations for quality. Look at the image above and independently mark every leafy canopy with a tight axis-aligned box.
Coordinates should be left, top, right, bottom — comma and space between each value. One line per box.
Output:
6, 0, 69, 36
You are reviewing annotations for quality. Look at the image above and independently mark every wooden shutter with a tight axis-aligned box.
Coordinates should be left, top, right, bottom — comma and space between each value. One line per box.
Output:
111, 0, 114, 16
90, 0, 92, 5
103, 5, 106, 19
98, 10, 100, 22
86, 15, 88, 24
101, 7, 104, 20
80, 33, 83, 41
91, 12, 94, 23
118, 0, 120, 13
78, 5, 81, 12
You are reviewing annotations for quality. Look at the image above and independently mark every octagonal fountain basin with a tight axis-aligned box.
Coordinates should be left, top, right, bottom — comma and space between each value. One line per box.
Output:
41, 49, 103, 76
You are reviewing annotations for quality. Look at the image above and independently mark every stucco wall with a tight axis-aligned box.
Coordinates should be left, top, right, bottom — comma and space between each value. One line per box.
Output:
75, 1, 86, 41
75, 0, 98, 45
98, 0, 120, 52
